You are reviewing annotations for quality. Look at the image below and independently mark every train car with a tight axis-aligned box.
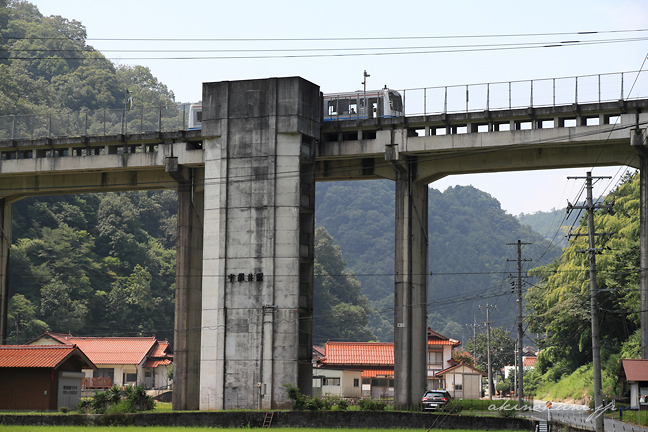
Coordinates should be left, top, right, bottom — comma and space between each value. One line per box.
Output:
184, 87, 403, 130
188, 103, 202, 130
323, 87, 403, 121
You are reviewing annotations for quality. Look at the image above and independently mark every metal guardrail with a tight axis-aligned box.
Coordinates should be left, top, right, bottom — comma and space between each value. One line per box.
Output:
0, 104, 193, 141
400, 70, 647, 117
0, 71, 645, 142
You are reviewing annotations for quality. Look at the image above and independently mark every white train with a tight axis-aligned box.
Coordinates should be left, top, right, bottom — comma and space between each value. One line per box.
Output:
323, 87, 403, 121
188, 103, 202, 130
186, 87, 403, 129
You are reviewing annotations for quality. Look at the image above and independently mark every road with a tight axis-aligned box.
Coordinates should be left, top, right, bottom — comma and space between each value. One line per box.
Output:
527, 400, 648, 432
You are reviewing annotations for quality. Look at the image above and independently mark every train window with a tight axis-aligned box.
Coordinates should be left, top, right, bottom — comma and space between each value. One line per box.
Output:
328, 101, 338, 116
349, 99, 357, 114
389, 92, 403, 112
196, 111, 202, 123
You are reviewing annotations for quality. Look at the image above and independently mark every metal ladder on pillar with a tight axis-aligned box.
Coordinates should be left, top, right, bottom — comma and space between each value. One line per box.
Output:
263, 412, 274, 428
536, 420, 549, 432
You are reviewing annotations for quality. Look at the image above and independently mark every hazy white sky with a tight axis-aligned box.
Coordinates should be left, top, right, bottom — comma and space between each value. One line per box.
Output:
28, 0, 648, 215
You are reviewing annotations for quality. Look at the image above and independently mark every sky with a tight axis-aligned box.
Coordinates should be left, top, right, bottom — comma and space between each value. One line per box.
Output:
28, 0, 648, 215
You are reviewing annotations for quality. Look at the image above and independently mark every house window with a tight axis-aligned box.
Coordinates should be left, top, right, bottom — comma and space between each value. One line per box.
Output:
428, 350, 443, 365
93, 368, 114, 380
353, 379, 359, 387
362, 378, 370, 385
455, 384, 463, 391
125, 373, 137, 382
324, 378, 340, 386
145, 372, 152, 378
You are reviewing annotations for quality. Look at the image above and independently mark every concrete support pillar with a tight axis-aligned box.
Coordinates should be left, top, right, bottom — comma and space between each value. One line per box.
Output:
0, 199, 11, 344
172, 168, 204, 410
641, 153, 648, 359
394, 157, 428, 409
633, 129, 648, 359
199, 77, 320, 410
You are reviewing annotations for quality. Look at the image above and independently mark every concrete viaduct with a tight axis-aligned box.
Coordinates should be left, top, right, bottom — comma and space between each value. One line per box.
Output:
0, 76, 647, 410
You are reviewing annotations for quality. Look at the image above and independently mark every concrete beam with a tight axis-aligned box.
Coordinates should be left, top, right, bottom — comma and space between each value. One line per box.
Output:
393, 157, 428, 410
417, 142, 638, 184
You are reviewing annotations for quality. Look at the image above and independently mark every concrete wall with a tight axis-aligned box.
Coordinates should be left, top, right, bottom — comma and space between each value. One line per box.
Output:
199, 77, 320, 410
0, 410, 537, 430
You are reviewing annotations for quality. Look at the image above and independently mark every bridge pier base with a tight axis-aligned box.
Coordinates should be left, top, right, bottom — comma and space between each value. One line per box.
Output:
0, 199, 11, 344
198, 77, 320, 410
393, 157, 428, 410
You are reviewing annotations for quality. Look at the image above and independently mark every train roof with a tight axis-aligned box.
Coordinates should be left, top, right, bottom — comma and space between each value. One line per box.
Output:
323, 89, 401, 98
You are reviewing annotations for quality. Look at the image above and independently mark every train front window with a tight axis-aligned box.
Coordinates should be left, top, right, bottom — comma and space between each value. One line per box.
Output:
389, 92, 403, 112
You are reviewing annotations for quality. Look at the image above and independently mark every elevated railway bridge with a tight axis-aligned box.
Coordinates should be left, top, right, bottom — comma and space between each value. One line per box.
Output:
0, 75, 646, 411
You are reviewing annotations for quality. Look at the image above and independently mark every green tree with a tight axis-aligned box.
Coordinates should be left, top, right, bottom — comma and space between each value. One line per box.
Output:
526, 171, 640, 378
313, 227, 375, 343
463, 327, 516, 374
7, 294, 48, 343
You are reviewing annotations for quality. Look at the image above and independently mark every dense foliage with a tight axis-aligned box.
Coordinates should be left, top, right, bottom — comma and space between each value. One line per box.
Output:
526, 171, 640, 390
0, 0, 176, 126
7, 192, 178, 343
316, 181, 561, 342
314, 227, 375, 344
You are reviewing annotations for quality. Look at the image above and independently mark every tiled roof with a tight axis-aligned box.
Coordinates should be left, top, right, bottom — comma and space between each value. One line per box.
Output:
0, 345, 95, 369
38, 333, 157, 365
143, 359, 172, 368
361, 368, 394, 378
324, 342, 394, 366
149, 340, 172, 358
523, 356, 537, 367
622, 359, 648, 382
427, 328, 461, 346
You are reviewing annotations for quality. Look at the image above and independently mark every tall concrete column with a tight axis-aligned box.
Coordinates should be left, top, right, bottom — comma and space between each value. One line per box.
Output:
393, 157, 428, 409
199, 77, 320, 410
635, 128, 648, 359
0, 199, 11, 344
171, 166, 205, 410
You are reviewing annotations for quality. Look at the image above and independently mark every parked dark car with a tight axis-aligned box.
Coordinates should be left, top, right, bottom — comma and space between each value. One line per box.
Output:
421, 390, 452, 411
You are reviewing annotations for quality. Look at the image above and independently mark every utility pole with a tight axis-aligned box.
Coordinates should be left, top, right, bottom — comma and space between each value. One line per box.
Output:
362, 70, 370, 118
507, 239, 531, 408
567, 172, 614, 432
466, 316, 478, 361
480, 302, 495, 399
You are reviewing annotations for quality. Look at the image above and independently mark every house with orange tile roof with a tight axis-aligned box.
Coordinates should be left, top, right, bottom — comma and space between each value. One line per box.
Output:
29, 332, 172, 390
318, 341, 394, 398
0, 344, 96, 411
316, 328, 463, 399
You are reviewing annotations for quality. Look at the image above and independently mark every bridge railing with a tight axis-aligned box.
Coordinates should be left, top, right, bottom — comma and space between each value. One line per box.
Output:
400, 70, 648, 117
0, 104, 193, 141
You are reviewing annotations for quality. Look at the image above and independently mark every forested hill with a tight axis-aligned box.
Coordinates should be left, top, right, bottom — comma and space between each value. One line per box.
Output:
316, 181, 563, 343
2, 0, 562, 347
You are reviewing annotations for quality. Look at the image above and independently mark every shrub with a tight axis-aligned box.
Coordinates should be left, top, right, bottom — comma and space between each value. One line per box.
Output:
105, 399, 136, 414
59, 406, 70, 413
283, 383, 308, 410
124, 385, 155, 411
306, 397, 324, 410
358, 398, 387, 411
76, 398, 92, 413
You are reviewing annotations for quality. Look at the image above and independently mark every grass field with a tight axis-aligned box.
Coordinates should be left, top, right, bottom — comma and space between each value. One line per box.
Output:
0, 428, 520, 432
